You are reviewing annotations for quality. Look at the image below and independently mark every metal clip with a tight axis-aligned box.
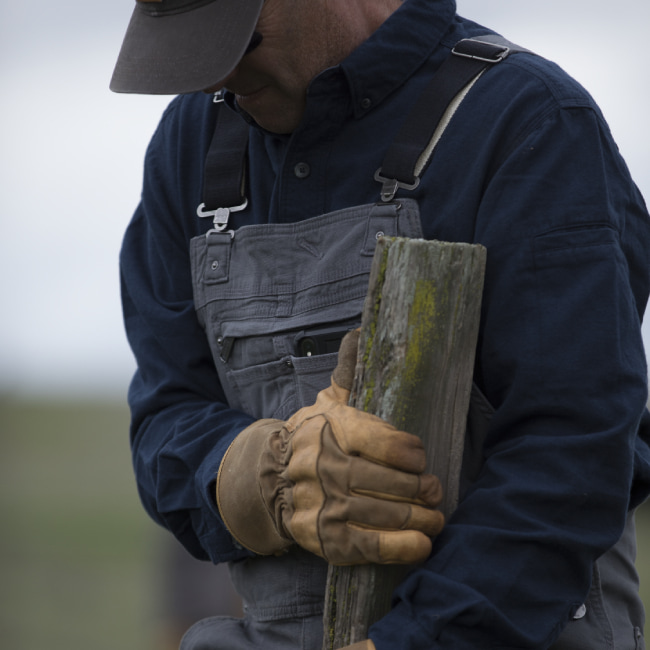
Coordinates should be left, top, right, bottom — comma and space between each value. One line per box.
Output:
451, 40, 509, 64
197, 198, 248, 234
374, 168, 420, 203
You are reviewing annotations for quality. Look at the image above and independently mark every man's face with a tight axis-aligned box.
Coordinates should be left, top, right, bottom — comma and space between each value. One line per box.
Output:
207, 0, 387, 134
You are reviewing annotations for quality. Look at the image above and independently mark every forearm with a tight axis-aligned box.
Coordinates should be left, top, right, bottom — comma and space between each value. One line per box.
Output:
120, 185, 256, 562
129, 379, 255, 562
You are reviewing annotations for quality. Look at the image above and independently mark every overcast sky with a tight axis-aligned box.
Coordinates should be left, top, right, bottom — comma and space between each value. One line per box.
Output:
1, 0, 649, 397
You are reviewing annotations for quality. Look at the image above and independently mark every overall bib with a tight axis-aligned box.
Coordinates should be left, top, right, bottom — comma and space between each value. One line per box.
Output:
180, 37, 645, 649
183, 200, 423, 650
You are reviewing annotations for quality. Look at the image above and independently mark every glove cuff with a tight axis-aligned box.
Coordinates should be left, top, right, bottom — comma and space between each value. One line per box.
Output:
216, 420, 293, 555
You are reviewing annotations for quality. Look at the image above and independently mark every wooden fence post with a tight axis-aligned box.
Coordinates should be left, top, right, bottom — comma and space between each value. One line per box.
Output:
322, 237, 486, 649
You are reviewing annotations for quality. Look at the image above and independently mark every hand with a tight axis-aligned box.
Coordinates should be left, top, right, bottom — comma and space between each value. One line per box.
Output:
216, 329, 444, 565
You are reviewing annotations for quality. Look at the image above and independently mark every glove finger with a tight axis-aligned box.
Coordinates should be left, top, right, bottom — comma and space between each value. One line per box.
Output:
288, 468, 444, 541
374, 529, 434, 564
337, 493, 444, 538
348, 459, 443, 508
340, 642, 375, 650
323, 527, 434, 565
330, 411, 428, 473
332, 328, 360, 391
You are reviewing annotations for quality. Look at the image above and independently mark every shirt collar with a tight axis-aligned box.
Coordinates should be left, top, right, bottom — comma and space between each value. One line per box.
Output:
338, 0, 458, 119
227, 0, 458, 127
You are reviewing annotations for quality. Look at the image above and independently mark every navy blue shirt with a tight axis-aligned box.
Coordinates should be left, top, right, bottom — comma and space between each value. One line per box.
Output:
120, 0, 650, 646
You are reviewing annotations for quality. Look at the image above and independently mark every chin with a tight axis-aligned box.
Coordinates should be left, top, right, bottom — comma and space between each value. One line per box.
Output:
239, 97, 304, 134
250, 104, 301, 134
253, 115, 300, 134
263, 121, 299, 134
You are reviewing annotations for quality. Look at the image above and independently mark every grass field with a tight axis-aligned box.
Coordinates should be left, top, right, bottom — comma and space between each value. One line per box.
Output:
1, 396, 649, 649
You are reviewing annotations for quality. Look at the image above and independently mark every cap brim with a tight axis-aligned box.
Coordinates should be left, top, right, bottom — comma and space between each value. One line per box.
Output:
110, 0, 263, 95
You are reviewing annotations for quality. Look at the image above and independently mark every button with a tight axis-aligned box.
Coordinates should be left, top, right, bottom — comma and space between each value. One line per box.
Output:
572, 604, 587, 620
361, 97, 372, 110
294, 162, 311, 178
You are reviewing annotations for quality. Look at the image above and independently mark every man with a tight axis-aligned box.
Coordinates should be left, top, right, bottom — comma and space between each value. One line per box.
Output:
111, 0, 650, 648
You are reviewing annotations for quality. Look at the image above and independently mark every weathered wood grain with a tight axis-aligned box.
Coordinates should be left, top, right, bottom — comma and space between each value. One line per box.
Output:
322, 237, 486, 649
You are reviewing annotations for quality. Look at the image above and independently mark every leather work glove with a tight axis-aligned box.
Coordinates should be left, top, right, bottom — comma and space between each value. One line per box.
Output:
340, 641, 375, 650
216, 329, 444, 565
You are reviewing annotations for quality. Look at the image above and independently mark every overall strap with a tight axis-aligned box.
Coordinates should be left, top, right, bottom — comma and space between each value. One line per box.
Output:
375, 35, 531, 202
196, 35, 532, 218
196, 93, 250, 234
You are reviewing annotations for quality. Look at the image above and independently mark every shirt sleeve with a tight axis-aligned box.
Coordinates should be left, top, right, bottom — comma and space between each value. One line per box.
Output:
370, 82, 650, 648
120, 97, 255, 563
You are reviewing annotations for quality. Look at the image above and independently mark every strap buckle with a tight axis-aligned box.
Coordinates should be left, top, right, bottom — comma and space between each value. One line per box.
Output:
197, 198, 248, 234
374, 168, 420, 203
451, 39, 510, 64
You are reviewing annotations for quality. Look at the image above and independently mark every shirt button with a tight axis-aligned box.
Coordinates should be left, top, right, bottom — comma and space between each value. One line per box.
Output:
572, 604, 587, 620
294, 162, 311, 178
361, 97, 372, 110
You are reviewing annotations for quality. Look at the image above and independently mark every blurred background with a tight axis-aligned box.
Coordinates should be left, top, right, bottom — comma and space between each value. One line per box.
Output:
1, 1, 649, 648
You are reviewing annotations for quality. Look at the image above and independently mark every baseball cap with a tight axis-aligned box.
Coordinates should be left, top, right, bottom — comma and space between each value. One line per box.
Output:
110, 0, 264, 95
